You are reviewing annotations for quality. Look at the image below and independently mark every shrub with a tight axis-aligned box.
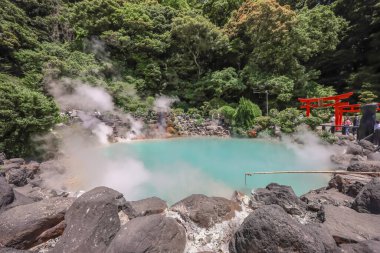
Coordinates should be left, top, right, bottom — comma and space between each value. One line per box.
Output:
234, 98, 262, 129
271, 108, 302, 133
303, 116, 323, 130
218, 105, 236, 125
254, 116, 271, 129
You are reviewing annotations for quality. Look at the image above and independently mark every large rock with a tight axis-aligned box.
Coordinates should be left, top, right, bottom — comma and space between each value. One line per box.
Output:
51, 187, 126, 253
358, 140, 376, 152
346, 143, 364, 156
301, 188, 353, 211
328, 174, 373, 197
330, 154, 354, 167
5, 168, 28, 187
3, 190, 34, 211
0, 197, 74, 249
124, 197, 167, 219
0, 177, 14, 210
348, 161, 380, 172
106, 214, 186, 253
321, 205, 380, 244
338, 240, 380, 253
229, 205, 334, 253
367, 152, 380, 161
170, 194, 241, 228
352, 178, 380, 214
253, 183, 306, 215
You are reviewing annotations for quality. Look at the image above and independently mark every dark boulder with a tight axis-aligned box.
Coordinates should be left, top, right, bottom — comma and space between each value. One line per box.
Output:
321, 205, 380, 244
0, 176, 14, 210
106, 214, 186, 253
328, 174, 373, 197
5, 168, 28, 187
346, 143, 363, 156
253, 183, 306, 215
124, 197, 167, 219
348, 161, 380, 172
0, 197, 74, 249
229, 205, 331, 253
338, 240, 380, 253
306, 223, 338, 253
352, 178, 380, 214
51, 187, 126, 253
170, 194, 241, 228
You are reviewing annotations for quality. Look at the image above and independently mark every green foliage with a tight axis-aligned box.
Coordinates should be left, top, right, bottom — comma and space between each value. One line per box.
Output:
254, 116, 271, 129
359, 90, 378, 104
302, 116, 323, 130
202, 0, 243, 26
218, 105, 236, 125
234, 98, 262, 129
0, 74, 59, 157
319, 130, 338, 144
271, 108, 302, 133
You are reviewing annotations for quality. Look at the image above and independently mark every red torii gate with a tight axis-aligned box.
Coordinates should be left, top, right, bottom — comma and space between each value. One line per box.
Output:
299, 92, 380, 128
298, 92, 353, 127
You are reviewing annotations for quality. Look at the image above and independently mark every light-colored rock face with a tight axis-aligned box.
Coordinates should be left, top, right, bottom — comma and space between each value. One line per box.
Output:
170, 194, 242, 229
0, 197, 74, 249
322, 205, 380, 244
167, 202, 251, 253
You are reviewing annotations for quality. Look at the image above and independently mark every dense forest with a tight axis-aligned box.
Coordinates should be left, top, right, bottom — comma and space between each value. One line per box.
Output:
1, 0, 379, 156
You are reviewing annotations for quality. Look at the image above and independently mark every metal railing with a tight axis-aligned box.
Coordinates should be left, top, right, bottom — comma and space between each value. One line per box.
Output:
244, 170, 380, 187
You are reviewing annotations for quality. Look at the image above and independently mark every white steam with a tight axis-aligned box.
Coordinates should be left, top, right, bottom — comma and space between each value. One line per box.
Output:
153, 96, 177, 113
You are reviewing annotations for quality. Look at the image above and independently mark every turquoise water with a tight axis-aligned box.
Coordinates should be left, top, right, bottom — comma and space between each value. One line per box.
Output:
105, 138, 330, 202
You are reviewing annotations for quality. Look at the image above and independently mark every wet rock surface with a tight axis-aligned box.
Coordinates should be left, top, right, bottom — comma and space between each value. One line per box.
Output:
0, 197, 74, 249
170, 194, 241, 228
107, 214, 186, 253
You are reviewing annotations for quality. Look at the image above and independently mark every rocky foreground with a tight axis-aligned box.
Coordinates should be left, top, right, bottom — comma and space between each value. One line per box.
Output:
0, 139, 380, 253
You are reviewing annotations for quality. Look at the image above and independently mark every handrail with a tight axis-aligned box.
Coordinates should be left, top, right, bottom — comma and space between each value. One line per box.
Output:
244, 170, 380, 187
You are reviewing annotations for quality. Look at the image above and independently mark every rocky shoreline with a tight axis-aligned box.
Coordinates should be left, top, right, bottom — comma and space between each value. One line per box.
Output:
1, 138, 380, 253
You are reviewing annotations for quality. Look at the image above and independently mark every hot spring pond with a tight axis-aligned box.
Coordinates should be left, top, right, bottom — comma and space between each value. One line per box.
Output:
104, 137, 331, 203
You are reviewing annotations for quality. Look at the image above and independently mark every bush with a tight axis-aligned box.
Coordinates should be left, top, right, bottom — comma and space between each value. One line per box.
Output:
319, 131, 338, 144
302, 116, 323, 130
254, 116, 271, 129
234, 98, 262, 129
0, 75, 59, 157
271, 108, 302, 133
187, 108, 202, 119
218, 105, 236, 125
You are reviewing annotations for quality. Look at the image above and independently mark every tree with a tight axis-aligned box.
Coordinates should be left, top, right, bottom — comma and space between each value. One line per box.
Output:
202, 0, 243, 27
0, 74, 59, 157
359, 90, 378, 104
234, 98, 262, 129
170, 14, 229, 80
